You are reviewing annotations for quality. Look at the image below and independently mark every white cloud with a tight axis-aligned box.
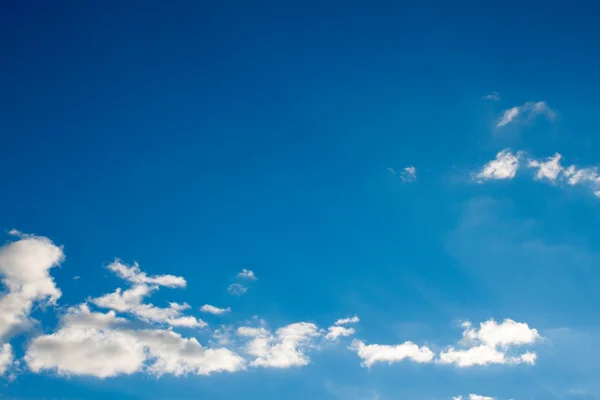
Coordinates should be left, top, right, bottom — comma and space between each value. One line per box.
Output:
400, 166, 417, 183
483, 91, 500, 101
476, 149, 521, 181
107, 260, 186, 288
497, 107, 520, 127
228, 283, 247, 296
91, 262, 206, 329
325, 326, 355, 340
335, 315, 360, 325
496, 101, 555, 127
528, 153, 564, 182
454, 395, 496, 400
0, 231, 64, 341
237, 269, 257, 280
438, 319, 541, 367
241, 322, 320, 368
25, 304, 245, 378
201, 304, 231, 315
0, 343, 13, 375
351, 339, 435, 367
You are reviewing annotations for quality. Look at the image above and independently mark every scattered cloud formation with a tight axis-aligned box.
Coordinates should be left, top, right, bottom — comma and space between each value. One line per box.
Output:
476, 149, 521, 181
496, 101, 555, 127
400, 166, 417, 183
477, 150, 600, 198
239, 322, 320, 368
351, 339, 435, 367
91, 260, 206, 328
0, 230, 64, 341
201, 304, 231, 315
438, 319, 541, 367
454, 395, 495, 400
483, 91, 500, 101
228, 283, 247, 296
237, 269, 257, 280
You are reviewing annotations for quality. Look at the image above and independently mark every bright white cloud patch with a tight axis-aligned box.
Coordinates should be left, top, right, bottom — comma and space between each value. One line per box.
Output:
496, 101, 555, 127
201, 304, 231, 315
107, 260, 186, 288
0, 230, 64, 341
237, 269, 257, 280
0, 344, 13, 375
400, 166, 417, 182
454, 395, 495, 400
438, 319, 541, 367
228, 283, 247, 296
25, 304, 245, 378
335, 315, 360, 325
240, 322, 320, 368
351, 339, 435, 367
476, 149, 521, 181
528, 153, 564, 182
325, 326, 355, 341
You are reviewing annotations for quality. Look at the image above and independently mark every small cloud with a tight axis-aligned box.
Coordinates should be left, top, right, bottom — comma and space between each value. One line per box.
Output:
528, 153, 563, 182
399, 166, 417, 183
496, 101, 555, 128
475, 149, 521, 181
335, 316, 360, 325
483, 91, 500, 101
200, 304, 231, 315
237, 269, 257, 281
228, 284, 247, 296
72, 276, 81, 280
325, 326, 355, 341
386, 167, 396, 175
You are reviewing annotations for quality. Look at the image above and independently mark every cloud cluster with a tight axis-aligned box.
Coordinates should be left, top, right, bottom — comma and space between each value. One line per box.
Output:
454, 395, 495, 400
496, 101, 555, 127
325, 315, 360, 340
350, 318, 540, 368
476, 149, 600, 197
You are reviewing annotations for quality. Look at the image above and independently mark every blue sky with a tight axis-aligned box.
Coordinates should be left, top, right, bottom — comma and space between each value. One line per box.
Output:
2, 1, 600, 399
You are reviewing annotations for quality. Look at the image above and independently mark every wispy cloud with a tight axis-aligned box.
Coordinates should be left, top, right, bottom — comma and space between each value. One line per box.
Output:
237, 269, 257, 281
496, 101, 555, 128
200, 304, 231, 315
228, 283, 247, 296
400, 166, 417, 182
483, 91, 500, 101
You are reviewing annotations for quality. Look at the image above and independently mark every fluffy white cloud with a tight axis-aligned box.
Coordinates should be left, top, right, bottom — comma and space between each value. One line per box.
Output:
335, 316, 360, 325
476, 149, 521, 181
241, 322, 320, 368
351, 339, 435, 367
228, 283, 247, 296
237, 269, 257, 280
25, 305, 245, 378
528, 153, 564, 182
0, 344, 13, 375
496, 101, 555, 127
438, 319, 541, 367
400, 166, 417, 183
454, 395, 495, 400
0, 230, 64, 340
91, 262, 206, 329
107, 260, 186, 288
325, 326, 355, 340
201, 304, 231, 315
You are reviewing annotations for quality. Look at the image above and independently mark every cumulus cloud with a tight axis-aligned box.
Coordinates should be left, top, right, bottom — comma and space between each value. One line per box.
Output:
335, 316, 360, 325
496, 101, 555, 127
201, 304, 231, 315
438, 319, 541, 367
528, 153, 564, 182
25, 304, 245, 378
351, 339, 435, 367
0, 231, 64, 341
0, 344, 13, 375
237, 269, 257, 280
325, 326, 355, 341
228, 283, 247, 296
400, 166, 417, 183
239, 322, 320, 368
91, 261, 206, 328
476, 149, 521, 181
